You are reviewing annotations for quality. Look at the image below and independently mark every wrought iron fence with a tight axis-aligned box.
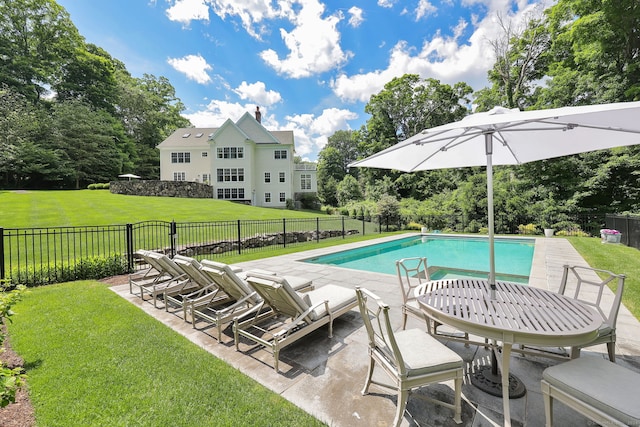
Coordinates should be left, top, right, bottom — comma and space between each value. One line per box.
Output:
1, 216, 382, 287
1, 212, 608, 287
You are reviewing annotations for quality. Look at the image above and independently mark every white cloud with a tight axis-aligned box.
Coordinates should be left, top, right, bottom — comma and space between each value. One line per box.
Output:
166, 0, 210, 24
378, 0, 396, 8
330, 1, 542, 103
348, 7, 364, 27
259, 0, 352, 78
208, 0, 291, 39
234, 81, 282, 106
183, 100, 258, 127
284, 107, 359, 155
167, 54, 213, 84
415, 0, 437, 21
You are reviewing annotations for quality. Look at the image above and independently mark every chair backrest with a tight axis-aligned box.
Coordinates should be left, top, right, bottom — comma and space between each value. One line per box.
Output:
355, 287, 406, 375
396, 257, 430, 304
559, 264, 626, 328
173, 255, 211, 287
245, 273, 315, 321
200, 260, 261, 304
150, 253, 184, 278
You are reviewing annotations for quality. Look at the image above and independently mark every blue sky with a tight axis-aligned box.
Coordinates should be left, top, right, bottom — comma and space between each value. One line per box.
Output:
56, 0, 550, 161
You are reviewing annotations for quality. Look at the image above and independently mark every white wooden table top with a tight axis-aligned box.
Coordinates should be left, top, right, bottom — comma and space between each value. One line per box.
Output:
417, 279, 602, 347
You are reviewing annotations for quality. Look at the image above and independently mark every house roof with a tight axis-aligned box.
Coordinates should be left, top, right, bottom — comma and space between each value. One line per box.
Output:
158, 114, 295, 149
157, 128, 217, 149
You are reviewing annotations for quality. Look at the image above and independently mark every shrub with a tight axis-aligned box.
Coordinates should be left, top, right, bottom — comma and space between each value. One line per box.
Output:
10, 254, 129, 287
0, 281, 27, 408
405, 222, 423, 230
518, 223, 537, 235
285, 198, 295, 210
87, 183, 110, 190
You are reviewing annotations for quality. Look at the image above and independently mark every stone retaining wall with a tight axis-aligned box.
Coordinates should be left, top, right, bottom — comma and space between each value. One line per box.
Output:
171, 229, 360, 257
110, 180, 213, 198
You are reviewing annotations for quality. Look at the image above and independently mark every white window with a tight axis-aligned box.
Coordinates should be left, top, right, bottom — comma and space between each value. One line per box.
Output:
216, 147, 244, 159
202, 173, 210, 184
279, 172, 285, 183
279, 192, 286, 202
217, 188, 245, 199
201, 151, 208, 158
265, 192, 271, 203
264, 172, 271, 183
216, 168, 244, 182
274, 149, 287, 159
171, 152, 191, 163
173, 172, 186, 181
301, 174, 311, 190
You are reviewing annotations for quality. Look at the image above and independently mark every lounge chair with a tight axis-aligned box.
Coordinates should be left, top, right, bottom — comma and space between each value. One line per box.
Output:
235, 272, 357, 372
190, 260, 313, 343
356, 287, 463, 426
128, 249, 173, 293
130, 251, 197, 308
167, 255, 231, 320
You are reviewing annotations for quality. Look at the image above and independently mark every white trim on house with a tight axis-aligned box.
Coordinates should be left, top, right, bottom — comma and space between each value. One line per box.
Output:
157, 111, 316, 207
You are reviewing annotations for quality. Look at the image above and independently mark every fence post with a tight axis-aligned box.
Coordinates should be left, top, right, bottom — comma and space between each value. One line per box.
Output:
170, 221, 177, 257
0, 228, 4, 281
625, 214, 630, 246
362, 213, 365, 235
237, 220, 242, 255
316, 217, 320, 243
283, 218, 287, 248
126, 224, 134, 272
342, 216, 345, 238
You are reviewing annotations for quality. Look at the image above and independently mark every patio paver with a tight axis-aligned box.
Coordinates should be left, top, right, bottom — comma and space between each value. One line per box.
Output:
111, 234, 640, 426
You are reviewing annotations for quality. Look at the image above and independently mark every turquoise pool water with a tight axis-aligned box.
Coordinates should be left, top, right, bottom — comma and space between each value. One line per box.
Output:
304, 235, 535, 282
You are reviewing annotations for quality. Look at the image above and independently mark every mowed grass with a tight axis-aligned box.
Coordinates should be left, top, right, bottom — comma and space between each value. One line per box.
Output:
0, 190, 324, 228
9, 281, 325, 427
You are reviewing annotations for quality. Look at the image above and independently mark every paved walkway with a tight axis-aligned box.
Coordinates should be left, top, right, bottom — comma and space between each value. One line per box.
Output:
112, 235, 640, 426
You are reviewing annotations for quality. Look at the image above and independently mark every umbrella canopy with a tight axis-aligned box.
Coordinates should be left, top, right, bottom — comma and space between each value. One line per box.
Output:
350, 101, 640, 293
118, 173, 141, 180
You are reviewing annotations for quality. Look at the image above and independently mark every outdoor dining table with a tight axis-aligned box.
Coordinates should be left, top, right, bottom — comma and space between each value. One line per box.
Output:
417, 278, 602, 427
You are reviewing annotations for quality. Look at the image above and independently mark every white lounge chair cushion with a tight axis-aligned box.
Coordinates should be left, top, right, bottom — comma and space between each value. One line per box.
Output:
390, 329, 463, 376
543, 357, 640, 425
305, 285, 357, 320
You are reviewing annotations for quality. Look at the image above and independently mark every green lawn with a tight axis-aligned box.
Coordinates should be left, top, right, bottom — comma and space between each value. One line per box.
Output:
9, 281, 325, 427
0, 190, 324, 228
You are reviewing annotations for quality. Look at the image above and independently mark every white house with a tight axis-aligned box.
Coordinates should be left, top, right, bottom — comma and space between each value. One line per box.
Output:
157, 109, 317, 208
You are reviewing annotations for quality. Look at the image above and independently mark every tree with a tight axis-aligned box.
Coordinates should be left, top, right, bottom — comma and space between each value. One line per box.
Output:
50, 101, 123, 188
475, 9, 550, 110
539, 0, 640, 106
0, 0, 82, 102
336, 174, 363, 206
115, 73, 190, 178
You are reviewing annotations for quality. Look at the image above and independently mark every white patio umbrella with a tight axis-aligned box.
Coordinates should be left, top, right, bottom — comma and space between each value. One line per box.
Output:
118, 173, 141, 180
350, 101, 640, 296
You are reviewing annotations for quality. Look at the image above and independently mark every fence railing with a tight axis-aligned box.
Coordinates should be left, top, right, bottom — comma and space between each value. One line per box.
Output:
1, 212, 609, 287
606, 214, 640, 250
1, 216, 382, 287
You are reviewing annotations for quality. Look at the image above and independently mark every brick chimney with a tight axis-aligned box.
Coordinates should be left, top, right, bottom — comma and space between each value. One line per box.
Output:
255, 106, 262, 123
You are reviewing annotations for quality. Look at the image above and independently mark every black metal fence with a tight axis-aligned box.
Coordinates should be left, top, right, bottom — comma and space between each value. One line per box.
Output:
1, 216, 381, 287
606, 214, 640, 250
1, 212, 609, 287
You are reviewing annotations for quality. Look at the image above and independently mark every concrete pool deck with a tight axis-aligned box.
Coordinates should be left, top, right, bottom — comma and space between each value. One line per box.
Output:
112, 234, 640, 426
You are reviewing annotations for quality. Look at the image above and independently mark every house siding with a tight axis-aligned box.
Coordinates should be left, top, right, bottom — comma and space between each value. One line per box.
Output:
157, 113, 316, 208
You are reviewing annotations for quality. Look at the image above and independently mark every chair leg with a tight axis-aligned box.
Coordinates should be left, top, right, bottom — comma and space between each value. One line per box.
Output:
453, 376, 462, 424
541, 381, 553, 427
402, 311, 408, 330
607, 342, 616, 362
361, 357, 375, 395
393, 388, 409, 427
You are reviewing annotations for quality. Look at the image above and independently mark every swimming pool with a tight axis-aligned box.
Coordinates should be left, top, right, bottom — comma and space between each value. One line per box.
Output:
303, 235, 535, 283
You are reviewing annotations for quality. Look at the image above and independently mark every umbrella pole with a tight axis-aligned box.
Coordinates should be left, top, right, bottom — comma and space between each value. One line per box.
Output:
485, 133, 496, 299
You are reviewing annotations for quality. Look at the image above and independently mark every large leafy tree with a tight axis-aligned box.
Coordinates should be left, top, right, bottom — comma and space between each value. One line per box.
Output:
539, 0, 640, 106
0, 0, 81, 102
